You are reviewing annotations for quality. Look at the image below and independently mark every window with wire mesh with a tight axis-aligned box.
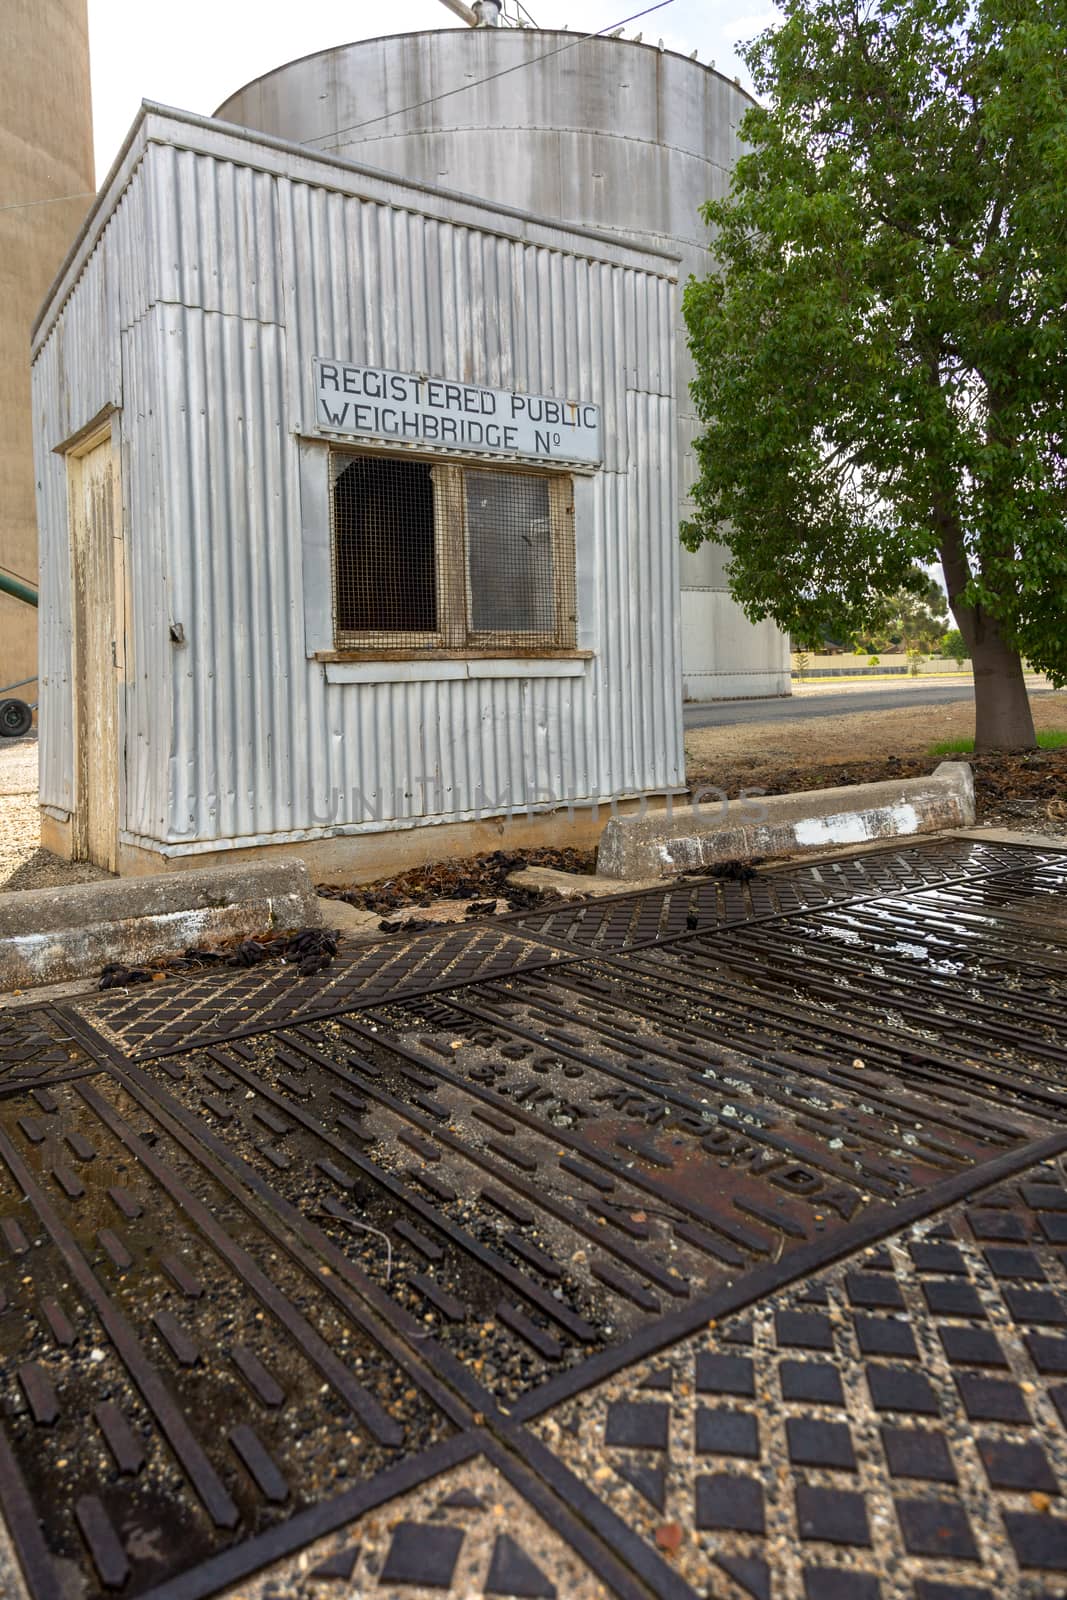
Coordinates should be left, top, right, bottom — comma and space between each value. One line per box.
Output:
330, 452, 576, 653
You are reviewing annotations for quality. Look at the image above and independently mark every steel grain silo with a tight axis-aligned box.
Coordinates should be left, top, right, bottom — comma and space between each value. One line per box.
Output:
215, 26, 791, 701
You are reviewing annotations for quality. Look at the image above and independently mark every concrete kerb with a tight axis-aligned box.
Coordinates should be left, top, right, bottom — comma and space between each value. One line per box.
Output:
596, 761, 976, 880
0, 859, 320, 992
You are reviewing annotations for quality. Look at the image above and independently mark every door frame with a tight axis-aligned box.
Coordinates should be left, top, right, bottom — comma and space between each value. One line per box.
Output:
66, 420, 125, 869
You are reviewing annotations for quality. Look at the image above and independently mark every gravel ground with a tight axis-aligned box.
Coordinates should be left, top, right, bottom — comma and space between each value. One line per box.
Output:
0, 734, 109, 892
0, 733, 38, 797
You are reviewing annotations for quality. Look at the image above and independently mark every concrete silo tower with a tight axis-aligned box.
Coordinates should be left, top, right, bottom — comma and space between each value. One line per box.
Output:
0, 0, 95, 691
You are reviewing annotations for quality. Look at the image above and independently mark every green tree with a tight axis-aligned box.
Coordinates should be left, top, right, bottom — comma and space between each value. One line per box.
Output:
683, 0, 1067, 751
859, 573, 949, 652
941, 627, 971, 666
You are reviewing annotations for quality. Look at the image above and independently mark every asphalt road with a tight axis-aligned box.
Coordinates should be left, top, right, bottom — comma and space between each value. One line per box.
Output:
683, 680, 1056, 729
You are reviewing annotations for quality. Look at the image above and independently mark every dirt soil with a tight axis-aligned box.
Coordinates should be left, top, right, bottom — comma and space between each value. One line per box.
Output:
686, 689, 1067, 833
316, 846, 596, 914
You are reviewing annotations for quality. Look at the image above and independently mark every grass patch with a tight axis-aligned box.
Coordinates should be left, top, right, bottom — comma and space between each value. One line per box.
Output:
928, 731, 1067, 756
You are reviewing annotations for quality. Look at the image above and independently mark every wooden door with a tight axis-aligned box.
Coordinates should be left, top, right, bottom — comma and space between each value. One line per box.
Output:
70, 433, 119, 870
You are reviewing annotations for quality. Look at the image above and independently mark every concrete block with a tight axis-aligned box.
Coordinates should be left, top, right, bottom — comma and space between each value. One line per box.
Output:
315, 894, 511, 940
506, 866, 661, 899
0, 859, 320, 991
597, 763, 975, 880
376, 898, 510, 926
314, 897, 384, 941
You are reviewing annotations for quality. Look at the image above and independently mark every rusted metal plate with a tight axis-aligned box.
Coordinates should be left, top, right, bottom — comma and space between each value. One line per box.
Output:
71, 924, 568, 1061
2, 837, 1066, 1600
0, 1010, 86, 1089
0, 1074, 454, 1599
94, 842, 1067, 1416
503, 837, 1054, 953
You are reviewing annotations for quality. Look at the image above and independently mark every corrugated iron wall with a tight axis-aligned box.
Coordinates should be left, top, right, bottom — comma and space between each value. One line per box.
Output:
34, 165, 150, 821
34, 115, 682, 857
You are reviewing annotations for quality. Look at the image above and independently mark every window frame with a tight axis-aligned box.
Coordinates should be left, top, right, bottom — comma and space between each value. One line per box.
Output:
327, 448, 578, 660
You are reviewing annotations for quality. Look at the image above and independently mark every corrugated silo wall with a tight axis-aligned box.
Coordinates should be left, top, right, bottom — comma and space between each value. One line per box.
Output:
214, 30, 792, 701
33, 119, 682, 855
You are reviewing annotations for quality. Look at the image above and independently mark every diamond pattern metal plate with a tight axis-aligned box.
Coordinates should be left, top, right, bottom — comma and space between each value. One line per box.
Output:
536, 1155, 1067, 1600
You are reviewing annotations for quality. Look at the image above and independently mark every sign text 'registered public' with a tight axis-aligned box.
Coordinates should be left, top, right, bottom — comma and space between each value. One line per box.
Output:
313, 359, 602, 465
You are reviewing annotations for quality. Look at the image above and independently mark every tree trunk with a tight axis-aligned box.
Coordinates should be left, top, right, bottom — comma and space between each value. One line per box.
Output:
952, 601, 1036, 752
937, 514, 1036, 753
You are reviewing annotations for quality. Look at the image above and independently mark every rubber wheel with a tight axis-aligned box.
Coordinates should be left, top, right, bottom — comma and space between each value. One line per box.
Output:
0, 699, 32, 738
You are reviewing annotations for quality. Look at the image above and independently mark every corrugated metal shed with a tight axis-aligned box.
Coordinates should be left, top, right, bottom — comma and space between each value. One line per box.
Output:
32, 105, 682, 871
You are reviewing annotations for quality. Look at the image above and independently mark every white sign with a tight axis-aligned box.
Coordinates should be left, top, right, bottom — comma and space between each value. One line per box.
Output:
313, 358, 602, 465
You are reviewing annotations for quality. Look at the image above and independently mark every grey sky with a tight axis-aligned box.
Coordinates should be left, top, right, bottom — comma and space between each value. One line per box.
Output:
87, 0, 778, 184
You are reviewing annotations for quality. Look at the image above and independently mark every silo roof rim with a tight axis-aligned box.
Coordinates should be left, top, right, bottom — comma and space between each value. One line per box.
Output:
212, 26, 759, 120
31, 98, 680, 356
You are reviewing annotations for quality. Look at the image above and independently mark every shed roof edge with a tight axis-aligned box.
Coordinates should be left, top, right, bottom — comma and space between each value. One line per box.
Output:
31, 99, 683, 357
